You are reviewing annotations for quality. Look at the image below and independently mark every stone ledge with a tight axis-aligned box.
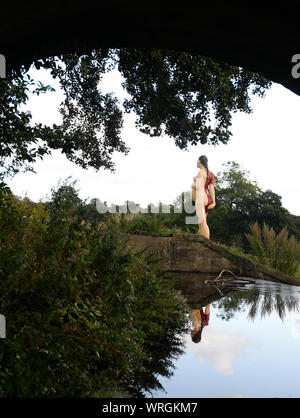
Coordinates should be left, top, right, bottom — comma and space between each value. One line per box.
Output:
127, 232, 300, 286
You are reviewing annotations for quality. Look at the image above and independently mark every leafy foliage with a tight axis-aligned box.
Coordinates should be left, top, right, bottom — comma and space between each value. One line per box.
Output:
36, 50, 127, 172
118, 49, 271, 147
0, 184, 189, 397
0, 68, 54, 178
245, 222, 300, 276
1, 48, 271, 177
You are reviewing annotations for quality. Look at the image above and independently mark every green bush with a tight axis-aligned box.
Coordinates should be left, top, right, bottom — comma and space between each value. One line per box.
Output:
245, 222, 300, 276
0, 195, 189, 397
118, 213, 184, 236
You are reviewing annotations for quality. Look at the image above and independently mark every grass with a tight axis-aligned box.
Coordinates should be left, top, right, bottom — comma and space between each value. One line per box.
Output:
294, 267, 300, 280
219, 242, 300, 282
218, 242, 260, 264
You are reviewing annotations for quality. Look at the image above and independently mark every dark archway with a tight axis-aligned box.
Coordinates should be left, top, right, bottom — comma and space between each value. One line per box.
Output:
1, 2, 300, 95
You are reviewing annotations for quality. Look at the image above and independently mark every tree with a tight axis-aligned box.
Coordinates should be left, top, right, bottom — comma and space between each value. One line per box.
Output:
214, 161, 261, 214
252, 190, 290, 233
0, 67, 55, 179
208, 161, 293, 247
0, 48, 272, 179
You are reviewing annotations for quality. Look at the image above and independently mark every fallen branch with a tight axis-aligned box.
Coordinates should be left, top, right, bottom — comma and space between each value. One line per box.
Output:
205, 269, 256, 285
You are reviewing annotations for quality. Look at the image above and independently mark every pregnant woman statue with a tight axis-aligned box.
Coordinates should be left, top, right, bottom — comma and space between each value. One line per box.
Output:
191, 155, 215, 239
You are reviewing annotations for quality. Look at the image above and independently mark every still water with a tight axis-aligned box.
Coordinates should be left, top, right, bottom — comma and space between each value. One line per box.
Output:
151, 278, 300, 398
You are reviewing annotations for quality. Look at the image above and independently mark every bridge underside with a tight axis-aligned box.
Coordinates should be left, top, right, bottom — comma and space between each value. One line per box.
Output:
1, 3, 300, 95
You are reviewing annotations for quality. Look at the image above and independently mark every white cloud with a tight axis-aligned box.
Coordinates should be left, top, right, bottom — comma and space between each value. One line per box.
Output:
184, 328, 260, 375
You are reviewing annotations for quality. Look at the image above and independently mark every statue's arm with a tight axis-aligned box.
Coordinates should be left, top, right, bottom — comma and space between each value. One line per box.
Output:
207, 184, 216, 209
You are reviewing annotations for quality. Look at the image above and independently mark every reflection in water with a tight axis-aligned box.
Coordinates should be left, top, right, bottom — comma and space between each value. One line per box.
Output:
185, 324, 260, 375
190, 305, 210, 343
185, 279, 300, 379
152, 275, 300, 397
172, 272, 300, 338
291, 313, 300, 339
172, 271, 300, 321
212, 281, 299, 322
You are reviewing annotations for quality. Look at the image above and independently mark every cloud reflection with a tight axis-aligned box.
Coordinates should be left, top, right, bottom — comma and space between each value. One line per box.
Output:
291, 313, 300, 339
185, 328, 260, 375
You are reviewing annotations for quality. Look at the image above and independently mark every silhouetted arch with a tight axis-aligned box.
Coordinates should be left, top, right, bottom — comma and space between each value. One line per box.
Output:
1, 3, 299, 95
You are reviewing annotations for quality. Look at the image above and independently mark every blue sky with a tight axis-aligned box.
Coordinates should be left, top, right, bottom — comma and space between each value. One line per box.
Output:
6, 66, 300, 215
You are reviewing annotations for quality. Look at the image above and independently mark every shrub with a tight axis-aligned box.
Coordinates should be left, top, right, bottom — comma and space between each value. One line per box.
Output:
0, 195, 189, 397
118, 213, 176, 235
245, 222, 300, 276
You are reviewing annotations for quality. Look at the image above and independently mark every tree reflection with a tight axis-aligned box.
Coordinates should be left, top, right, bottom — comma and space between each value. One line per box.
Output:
212, 286, 299, 321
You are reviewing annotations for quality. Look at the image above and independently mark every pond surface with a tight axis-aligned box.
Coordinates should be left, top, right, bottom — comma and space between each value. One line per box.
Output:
150, 278, 300, 398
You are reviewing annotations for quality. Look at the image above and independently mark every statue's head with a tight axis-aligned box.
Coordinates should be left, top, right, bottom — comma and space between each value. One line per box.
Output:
197, 155, 209, 172
191, 325, 204, 343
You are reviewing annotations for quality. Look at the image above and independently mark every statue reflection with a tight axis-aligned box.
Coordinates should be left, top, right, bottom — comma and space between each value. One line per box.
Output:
172, 272, 300, 344
190, 304, 210, 343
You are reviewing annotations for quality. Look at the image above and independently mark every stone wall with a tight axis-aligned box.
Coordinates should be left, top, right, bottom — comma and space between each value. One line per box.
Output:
127, 233, 300, 286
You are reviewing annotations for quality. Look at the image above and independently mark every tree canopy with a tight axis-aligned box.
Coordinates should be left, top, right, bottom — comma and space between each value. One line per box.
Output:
0, 48, 272, 179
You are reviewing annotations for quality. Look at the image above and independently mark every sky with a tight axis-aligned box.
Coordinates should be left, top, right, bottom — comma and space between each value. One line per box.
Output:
6, 65, 300, 216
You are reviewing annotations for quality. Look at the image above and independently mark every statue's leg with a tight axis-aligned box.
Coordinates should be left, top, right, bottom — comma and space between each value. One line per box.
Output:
195, 178, 207, 224
194, 178, 210, 238
198, 214, 210, 239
